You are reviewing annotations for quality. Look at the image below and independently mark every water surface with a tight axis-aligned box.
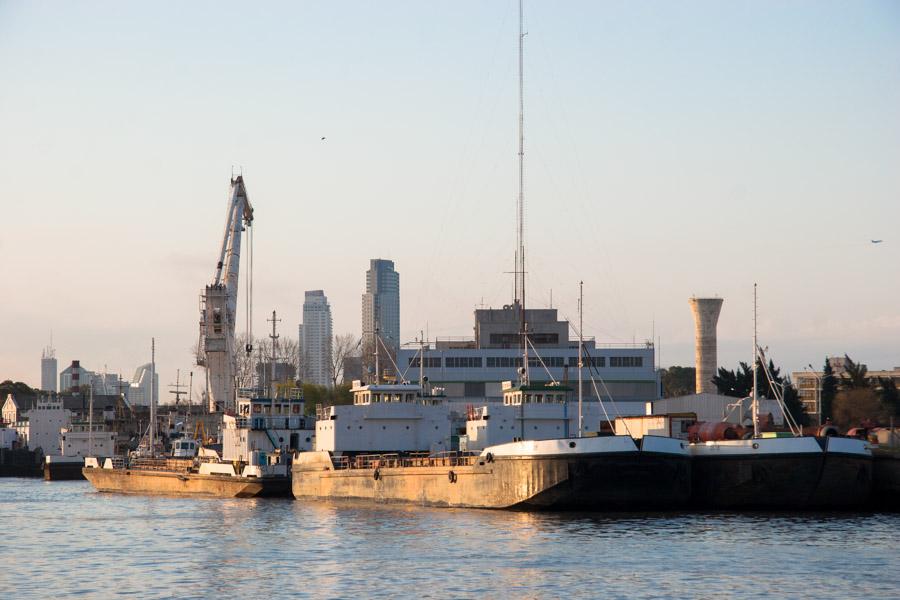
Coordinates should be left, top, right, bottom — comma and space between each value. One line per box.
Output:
1, 478, 897, 598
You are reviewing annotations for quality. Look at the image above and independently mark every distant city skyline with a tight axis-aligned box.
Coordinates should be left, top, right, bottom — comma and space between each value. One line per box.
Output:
1, 1, 897, 394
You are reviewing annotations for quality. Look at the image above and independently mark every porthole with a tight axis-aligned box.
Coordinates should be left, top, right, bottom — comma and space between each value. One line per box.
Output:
569, 442, 576, 448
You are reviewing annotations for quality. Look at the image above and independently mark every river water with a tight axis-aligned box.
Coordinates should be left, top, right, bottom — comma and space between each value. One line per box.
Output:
1, 478, 897, 599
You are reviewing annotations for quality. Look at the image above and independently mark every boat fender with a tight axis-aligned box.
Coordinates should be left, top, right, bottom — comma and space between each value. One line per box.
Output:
448, 470, 457, 484
373, 468, 380, 481
485, 452, 494, 464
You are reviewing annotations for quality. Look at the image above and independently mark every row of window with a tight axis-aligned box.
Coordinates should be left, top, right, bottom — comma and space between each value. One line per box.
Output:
407, 355, 644, 369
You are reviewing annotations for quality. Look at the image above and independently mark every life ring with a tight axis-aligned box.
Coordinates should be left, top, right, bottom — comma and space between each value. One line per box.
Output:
448, 470, 457, 484
373, 468, 381, 481
485, 452, 494, 464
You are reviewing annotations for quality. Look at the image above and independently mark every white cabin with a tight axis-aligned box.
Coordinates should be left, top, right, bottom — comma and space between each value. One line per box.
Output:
222, 392, 315, 463
464, 381, 644, 451
315, 381, 451, 454
60, 421, 117, 457
21, 396, 72, 455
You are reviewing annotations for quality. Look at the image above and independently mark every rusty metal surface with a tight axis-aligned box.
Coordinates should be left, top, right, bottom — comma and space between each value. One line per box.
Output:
82, 467, 277, 498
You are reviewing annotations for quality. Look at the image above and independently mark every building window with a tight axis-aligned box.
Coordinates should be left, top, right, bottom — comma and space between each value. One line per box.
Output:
446, 357, 482, 368
610, 356, 643, 368
409, 357, 441, 368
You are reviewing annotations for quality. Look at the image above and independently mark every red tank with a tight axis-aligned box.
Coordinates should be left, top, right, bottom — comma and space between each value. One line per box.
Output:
688, 421, 741, 443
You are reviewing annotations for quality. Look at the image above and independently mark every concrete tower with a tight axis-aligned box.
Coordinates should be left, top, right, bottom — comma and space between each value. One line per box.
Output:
689, 297, 724, 395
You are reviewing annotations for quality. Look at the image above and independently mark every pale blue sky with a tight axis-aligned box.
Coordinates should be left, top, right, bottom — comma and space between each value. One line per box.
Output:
1, 1, 898, 393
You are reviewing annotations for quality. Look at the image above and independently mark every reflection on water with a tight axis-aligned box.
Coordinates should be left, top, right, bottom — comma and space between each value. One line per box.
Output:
1, 479, 897, 599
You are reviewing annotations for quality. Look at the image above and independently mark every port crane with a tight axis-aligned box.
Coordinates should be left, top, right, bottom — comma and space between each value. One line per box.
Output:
198, 176, 253, 413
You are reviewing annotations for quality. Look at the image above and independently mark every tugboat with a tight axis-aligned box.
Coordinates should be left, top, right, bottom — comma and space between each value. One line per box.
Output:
84, 339, 303, 498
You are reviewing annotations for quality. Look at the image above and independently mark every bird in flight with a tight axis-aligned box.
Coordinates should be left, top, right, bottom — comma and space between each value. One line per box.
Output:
321, 136, 326, 141
872, 239, 883, 244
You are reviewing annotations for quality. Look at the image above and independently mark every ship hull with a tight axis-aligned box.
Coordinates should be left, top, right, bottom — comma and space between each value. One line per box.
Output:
0, 448, 42, 477
83, 467, 290, 498
293, 436, 691, 511
873, 450, 900, 509
690, 437, 871, 510
44, 457, 87, 481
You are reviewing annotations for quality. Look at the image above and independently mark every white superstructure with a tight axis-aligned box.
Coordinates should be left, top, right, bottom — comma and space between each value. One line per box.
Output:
315, 381, 451, 453
464, 381, 644, 451
18, 396, 72, 454
221, 391, 315, 463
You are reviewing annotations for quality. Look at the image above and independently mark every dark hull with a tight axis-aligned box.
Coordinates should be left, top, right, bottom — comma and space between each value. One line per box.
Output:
692, 453, 824, 509
811, 452, 871, 508
519, 452, 691, 511
0, 448, 42, 477
44, 460, 86, 481
872, 452, 900, 509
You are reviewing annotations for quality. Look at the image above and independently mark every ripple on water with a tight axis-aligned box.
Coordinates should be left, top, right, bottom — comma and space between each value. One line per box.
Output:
1, 479, 898, 599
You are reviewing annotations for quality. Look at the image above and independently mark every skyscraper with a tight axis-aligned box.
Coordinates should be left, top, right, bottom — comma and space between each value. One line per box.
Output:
361, 259, 400, 372
41, 346, 58, 392
301, 290, 333, 387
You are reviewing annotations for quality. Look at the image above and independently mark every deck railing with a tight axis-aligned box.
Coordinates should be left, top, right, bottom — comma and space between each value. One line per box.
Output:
330, 451, 479, 471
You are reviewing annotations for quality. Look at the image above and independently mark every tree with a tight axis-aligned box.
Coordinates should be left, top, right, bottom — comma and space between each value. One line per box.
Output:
821, 358, 838, 421
841, 355, 869, 389
0, 380, 37, 406
878, 377, 900, 418
300, 382, 353, 416
660, 366, 695, 398
712, 363, 753, 398
714, 359, 809, 426
279, 337, 301, 384
330, 333, 361, 386
833, 388, 884, 428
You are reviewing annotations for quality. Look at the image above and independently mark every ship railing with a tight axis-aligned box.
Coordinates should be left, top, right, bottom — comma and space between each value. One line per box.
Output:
331, 451, 480, 471
126, 457, 194, 472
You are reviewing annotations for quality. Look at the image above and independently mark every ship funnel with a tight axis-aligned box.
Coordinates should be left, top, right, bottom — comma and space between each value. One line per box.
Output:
689, 297, 724, 395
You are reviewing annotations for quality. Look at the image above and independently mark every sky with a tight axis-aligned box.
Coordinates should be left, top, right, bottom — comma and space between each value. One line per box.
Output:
1, 1, 898, 397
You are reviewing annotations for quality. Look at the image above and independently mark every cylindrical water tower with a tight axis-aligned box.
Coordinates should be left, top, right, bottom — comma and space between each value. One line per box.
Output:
689, 297, 724, 395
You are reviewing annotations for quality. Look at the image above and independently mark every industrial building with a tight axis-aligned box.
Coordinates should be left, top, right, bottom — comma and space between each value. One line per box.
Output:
792, 358, 900, 423
396, 305, 658, 402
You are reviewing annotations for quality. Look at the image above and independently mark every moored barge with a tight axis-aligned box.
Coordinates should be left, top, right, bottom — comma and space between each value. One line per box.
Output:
292, 434, 691, 510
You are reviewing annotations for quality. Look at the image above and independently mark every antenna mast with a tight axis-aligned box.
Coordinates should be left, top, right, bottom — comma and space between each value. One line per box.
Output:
517, 0, 528, 386
268, 310, 281, 398
752, 283, 759, 439
578, 281, 584, 438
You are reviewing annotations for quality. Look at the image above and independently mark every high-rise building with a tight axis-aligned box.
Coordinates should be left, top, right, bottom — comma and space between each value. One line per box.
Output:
129, 363, 159, 407
361, 259, 400, 369
301, 290, 333, 387
41, 346, 58, 392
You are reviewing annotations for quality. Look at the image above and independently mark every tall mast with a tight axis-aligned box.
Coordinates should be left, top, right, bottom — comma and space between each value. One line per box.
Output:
517, 0, 528, 386
150, 337, 156, 457
578, 281, 584, 438
752, 283, 759, 438
88, 383, 94, 455
268, 310, 281, 399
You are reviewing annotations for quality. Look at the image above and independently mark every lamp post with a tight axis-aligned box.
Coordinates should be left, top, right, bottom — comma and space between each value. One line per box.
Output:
805, 364, 833, 427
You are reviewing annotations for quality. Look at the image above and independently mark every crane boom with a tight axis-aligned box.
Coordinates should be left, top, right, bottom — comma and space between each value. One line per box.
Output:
199, 176, 253, 413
